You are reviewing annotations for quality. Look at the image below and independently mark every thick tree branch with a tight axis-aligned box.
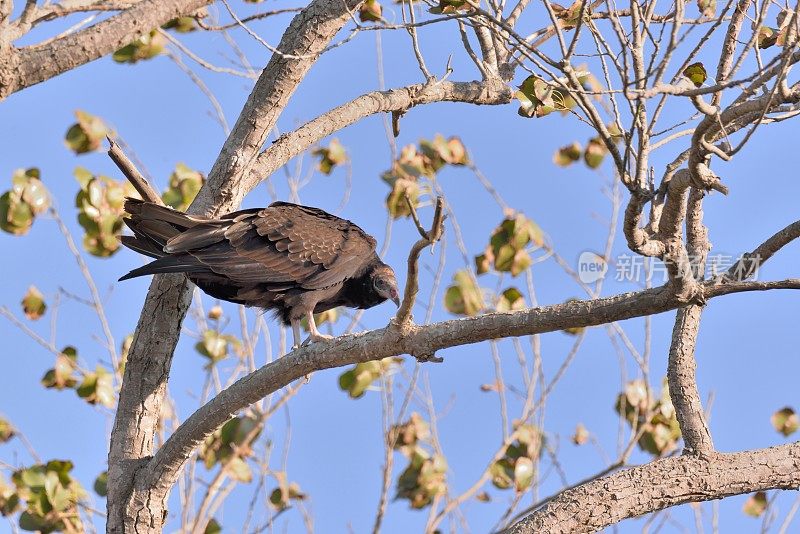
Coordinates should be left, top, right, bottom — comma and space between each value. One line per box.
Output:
139, 277, 800, 500
243, 79, 513, 207
665, 189, 714, 455
506, 443, 800, 533
0, 0, 213, 100
667, 305, 714, 454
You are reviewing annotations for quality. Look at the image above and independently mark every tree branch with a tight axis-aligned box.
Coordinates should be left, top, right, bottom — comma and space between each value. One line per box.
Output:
243, 79, 513, 209
395, 196, 445, 326
107, 138, 162, 204
505, 443, 800, 533
139, 276, 800, 502
667, 305, 714, 454
0, 0, 213, 99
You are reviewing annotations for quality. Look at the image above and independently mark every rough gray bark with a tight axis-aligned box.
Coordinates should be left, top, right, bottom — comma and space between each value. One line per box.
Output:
667, 304, 714, 454
0, 0, 213, 100
507, 444, 800, 533
106, 274, 193, 531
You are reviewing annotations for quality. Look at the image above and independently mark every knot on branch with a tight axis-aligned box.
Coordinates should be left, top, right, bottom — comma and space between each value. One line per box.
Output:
691, 162, 729, 195
413, 352, 444, 364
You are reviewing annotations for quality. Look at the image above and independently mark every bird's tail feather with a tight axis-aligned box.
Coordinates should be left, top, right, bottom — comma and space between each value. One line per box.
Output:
118, 254, 208, 281
119, 198, 212, 281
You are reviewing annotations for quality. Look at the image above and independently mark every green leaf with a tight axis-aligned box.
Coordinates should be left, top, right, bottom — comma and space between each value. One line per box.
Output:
19, 172, 49, 215
0, 418, 15, 444
390, 413, 430, 452
64, 111, 108, 154
515, 75, 569, 118
514, 456, 534, 492
682, 62, 707, 88
113, 30, 165, 63
553, 142, 582, 166
44, 472, 71, 512
313, 139, 348, 175
444, 270, 485, 316
93, 471, 108, 497
359, 0, 383, 22
583, 137, 607, 169
551, 1, 586, 30
21, 286, 46, 320
490, 459, 514, 489
771, 407, 799, 437
204, 518, 222, 534
1, 169, 48, 235
74, 169, 134, 257
76, 366, 116, 407
301, 308, 339, 332
743, 491, 768, 517
18, 511, 47, 531
429, 0, 471, 14
226, 457, 252, 483
395, 448, 447, 509
757, 26, 779, 49
162, 17, 197, 33
338, 358, 399, 399
269, 487, 288, 510
697, 0, 716, 17
162, 163, 204, 211
195, 330, 239, 364
496, 287, 525, 312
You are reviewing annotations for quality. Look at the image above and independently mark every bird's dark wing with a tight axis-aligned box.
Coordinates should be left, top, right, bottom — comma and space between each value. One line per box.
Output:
160, 202, 377, 290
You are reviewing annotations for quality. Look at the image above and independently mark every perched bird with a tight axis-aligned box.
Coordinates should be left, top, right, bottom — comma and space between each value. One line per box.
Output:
119, 198, 400, 348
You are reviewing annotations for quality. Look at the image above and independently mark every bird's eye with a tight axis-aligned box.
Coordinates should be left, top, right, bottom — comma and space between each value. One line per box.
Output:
374, 278, 386, 289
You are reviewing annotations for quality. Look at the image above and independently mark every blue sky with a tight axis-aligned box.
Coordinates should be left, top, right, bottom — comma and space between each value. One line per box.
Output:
1, 3, 799, 533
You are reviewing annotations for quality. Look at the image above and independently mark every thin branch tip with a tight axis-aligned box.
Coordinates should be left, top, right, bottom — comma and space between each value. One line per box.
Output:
107, 139, 163, 205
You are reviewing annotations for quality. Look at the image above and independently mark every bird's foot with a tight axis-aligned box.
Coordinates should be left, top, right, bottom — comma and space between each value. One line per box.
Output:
301, 333, 334, 346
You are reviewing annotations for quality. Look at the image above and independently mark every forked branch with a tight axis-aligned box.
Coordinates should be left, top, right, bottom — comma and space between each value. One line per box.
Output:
395, 195, 445, 326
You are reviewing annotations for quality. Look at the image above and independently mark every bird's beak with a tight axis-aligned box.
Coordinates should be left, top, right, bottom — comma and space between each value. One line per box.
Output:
392, 296, 400, 307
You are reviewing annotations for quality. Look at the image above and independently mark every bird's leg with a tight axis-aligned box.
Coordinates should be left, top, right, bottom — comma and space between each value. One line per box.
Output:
291, 320, 302, 350
301, 311, 334, 346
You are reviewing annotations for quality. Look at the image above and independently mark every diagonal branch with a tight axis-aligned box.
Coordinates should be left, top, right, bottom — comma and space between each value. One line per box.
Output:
505, 443, 800, 533
107, 138, 162, 204
139, 276, 800, 501
242, 79, 513, 206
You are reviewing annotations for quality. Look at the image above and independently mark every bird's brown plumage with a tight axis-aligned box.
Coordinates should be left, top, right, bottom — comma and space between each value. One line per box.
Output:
119, 199, 399, 347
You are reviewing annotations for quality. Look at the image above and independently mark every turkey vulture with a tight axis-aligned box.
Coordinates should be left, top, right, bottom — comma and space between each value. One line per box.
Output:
119, 198, 399, 348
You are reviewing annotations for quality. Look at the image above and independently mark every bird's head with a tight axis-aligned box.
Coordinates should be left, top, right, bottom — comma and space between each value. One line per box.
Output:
371, 264, 400, 307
